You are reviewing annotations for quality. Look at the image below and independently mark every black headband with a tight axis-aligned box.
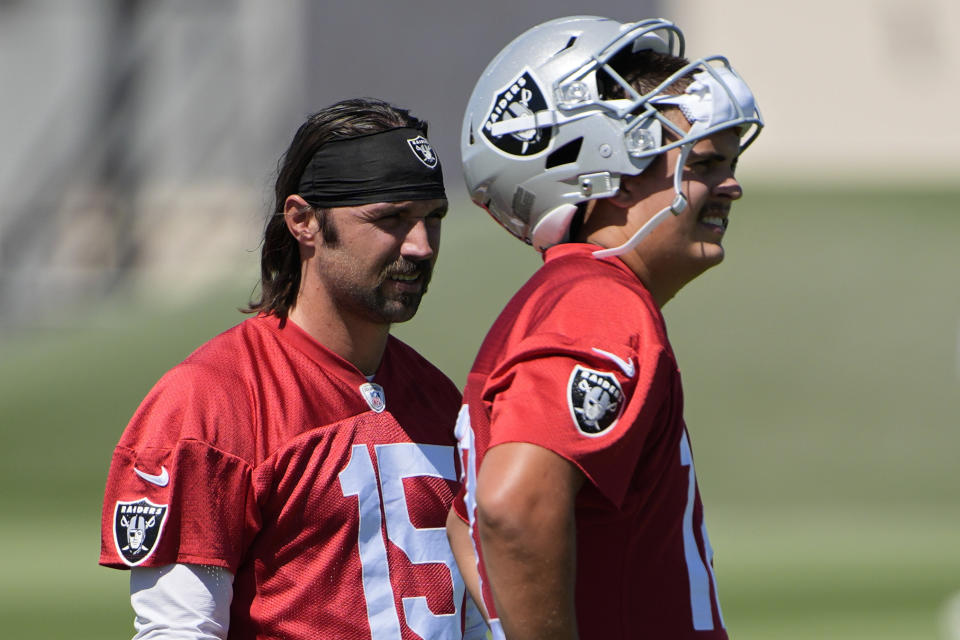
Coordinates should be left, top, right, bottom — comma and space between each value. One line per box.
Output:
297, 127, 446, 207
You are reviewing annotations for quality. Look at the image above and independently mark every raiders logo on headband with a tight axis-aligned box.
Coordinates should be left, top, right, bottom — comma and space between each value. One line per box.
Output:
567, 365, 623, 436
113, 498, 169, 566
481, 70, 551, 156
406, 135, 439, 169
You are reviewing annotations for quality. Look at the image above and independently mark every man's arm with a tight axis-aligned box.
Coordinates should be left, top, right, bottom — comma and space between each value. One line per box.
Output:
446, 507, 489, 621
130, 564, 233, 639
476, 442, 584, 640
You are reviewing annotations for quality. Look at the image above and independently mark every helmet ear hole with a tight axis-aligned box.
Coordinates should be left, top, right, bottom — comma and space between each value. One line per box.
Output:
545, 137, 583, 169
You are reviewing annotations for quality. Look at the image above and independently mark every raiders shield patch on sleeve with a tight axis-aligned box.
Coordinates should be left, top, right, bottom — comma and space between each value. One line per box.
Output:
113, 498, 169, 566
567, 365, 624, 436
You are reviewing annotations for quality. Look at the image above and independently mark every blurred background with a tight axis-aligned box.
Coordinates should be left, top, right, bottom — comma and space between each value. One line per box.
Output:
1, 0, 957, 638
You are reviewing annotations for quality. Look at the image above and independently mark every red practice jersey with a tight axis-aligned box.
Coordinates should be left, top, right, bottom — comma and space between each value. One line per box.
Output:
453, 243, 727, 639
101, 315, 468, 640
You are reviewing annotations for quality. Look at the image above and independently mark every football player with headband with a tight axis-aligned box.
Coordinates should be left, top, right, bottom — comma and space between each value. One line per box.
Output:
447, 16, 763, 640
100, 98, 485, 640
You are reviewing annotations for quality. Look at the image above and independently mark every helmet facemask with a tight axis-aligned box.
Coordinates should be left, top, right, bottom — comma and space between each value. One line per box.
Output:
592, 58, 764, 259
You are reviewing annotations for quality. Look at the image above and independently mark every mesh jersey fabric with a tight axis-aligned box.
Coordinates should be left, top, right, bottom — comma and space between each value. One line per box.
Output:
101, 314, 468, 640
453, 243, 727, 639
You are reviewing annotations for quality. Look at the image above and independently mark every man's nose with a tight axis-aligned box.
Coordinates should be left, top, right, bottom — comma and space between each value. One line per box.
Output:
401, 218, 436, 260
715, 172, 743, 201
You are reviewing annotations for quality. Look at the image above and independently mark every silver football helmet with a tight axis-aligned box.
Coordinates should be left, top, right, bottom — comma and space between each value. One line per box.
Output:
461, 16, 763, 255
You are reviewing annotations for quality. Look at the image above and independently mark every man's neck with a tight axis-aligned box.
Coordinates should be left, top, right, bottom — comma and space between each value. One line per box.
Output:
287, 298, 390, 377
608, 251, 676, 308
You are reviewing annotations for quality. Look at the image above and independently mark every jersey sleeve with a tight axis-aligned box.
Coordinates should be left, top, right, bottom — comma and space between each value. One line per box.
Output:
482, 331, 676, 508
100, 363, 261, 572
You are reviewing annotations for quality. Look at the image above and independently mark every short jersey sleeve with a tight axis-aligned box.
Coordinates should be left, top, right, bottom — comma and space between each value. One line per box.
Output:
100, 363, 261, 572
482, 331, 676, 508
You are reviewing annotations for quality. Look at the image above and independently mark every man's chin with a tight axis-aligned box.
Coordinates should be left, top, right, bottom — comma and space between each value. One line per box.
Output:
379, 294, 424, 324
695, 241, 725, 265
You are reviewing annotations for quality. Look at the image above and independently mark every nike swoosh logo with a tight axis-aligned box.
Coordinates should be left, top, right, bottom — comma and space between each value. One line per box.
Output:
592, 347, 636, 378
134, 465, 170, 487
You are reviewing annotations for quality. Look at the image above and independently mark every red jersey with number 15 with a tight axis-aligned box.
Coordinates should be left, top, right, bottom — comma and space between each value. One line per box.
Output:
453, 243, 727, 639
101, 314, 468, 640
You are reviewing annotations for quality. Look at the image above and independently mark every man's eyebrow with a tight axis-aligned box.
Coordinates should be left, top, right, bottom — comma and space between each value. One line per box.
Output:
364, 202, 405, 215
366, 201, 448, 217
687, 151, 728, 162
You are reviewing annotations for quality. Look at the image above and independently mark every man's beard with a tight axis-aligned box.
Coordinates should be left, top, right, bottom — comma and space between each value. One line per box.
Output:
362, 257, 434, 324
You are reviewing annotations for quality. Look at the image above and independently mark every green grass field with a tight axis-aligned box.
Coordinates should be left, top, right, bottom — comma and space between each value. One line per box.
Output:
2, 184, 958, 639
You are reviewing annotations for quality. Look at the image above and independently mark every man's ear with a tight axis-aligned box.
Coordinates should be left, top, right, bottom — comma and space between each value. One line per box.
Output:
284, 195, 319, 246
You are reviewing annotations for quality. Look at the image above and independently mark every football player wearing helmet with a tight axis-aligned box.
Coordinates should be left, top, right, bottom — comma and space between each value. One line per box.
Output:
448, 16, 763, 640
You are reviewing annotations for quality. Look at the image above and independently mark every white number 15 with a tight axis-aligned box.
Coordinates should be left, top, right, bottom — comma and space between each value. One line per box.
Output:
339, 442, 465, 640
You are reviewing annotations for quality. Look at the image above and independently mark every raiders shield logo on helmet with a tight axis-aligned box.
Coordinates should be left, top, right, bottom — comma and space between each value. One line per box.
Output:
359, 382, 386, 413
113, 498, 168, 566
406, 135, 439, 169
567, 365, 623, 436
481, 70, 551, 156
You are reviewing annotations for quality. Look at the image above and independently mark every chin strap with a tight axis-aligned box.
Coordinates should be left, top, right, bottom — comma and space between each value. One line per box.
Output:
591, 142, 693, 260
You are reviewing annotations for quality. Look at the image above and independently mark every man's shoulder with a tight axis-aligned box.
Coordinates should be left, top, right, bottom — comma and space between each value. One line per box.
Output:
182, 315, 277, 366
537, 244, 650, 297
470, 246, 667, 379
146, 317, 272, 398
385, 335, 457, 390
510, 247, 658, 329
381, 336, 462, 431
